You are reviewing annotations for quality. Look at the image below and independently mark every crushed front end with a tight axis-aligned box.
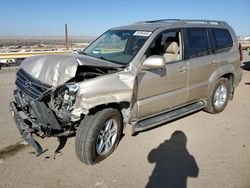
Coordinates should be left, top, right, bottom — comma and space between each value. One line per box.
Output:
9, 68, 80, 155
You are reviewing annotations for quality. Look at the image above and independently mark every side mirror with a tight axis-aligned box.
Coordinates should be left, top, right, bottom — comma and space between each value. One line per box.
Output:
142, 55, 165, 70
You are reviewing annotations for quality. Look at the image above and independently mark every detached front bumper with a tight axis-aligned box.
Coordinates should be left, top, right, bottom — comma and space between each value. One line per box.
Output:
9, 101, 43, 155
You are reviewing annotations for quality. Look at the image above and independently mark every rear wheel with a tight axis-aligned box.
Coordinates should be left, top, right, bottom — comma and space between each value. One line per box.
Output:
204, 78, 230, 114
75, 108, 122, 165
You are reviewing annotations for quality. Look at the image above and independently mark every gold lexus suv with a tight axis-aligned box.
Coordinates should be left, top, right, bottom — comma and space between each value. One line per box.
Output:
10, 19, 243, 165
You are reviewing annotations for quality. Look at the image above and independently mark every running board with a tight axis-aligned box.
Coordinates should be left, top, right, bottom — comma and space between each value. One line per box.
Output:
133, 101, 205, 133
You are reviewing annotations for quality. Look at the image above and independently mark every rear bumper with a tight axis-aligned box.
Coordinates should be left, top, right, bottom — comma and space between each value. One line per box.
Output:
9, 101, 43, 155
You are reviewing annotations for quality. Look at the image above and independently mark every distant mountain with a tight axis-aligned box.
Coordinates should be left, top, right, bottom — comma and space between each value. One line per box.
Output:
0, 36, 96, 46
0, 35, 96, 40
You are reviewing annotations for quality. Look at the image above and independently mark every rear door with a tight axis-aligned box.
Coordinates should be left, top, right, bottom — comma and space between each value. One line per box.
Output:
211, 28, 237, 72
184, 28, 220, 101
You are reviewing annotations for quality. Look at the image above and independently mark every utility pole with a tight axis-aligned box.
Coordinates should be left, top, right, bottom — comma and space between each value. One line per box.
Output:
65, 24, 68, 50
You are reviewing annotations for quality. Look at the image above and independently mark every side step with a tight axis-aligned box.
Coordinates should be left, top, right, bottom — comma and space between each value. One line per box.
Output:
133, 101, 205, 133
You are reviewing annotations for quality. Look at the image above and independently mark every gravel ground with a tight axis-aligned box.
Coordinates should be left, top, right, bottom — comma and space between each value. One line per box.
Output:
0, 52, 249, 188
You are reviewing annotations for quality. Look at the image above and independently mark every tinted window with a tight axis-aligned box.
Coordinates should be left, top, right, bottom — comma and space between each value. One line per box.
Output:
212, 28, 233, 51
185, 28, 210, 59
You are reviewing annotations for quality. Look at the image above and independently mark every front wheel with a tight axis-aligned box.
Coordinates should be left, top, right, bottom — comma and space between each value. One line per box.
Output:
204, 78, 230, 114
75, 108, 122, 165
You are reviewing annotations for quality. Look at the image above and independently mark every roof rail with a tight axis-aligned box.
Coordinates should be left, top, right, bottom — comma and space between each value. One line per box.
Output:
135, 19, 228, 26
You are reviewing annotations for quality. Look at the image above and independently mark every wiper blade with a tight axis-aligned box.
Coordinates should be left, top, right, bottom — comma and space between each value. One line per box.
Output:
99, 56, 123, 65
99, 56, 110, 61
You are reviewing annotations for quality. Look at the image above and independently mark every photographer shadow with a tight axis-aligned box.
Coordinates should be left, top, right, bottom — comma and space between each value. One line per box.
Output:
146, 131, 199, 188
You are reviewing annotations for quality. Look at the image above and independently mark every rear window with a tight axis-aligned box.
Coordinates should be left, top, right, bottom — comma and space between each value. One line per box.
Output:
212, 28, 233, 51
185, 28, 211, 59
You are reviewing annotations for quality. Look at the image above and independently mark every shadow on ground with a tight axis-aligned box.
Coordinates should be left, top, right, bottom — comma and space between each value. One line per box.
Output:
146, 131, 199, 188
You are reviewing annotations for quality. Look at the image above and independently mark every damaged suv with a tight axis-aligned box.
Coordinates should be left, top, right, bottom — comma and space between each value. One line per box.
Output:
10, 19, 242, 165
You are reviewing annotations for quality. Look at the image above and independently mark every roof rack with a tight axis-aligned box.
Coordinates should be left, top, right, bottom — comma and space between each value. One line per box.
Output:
135, 19, 228, 26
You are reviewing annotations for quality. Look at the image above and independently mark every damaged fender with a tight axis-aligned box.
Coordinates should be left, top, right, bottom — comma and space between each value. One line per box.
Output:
74, 71, 135, 115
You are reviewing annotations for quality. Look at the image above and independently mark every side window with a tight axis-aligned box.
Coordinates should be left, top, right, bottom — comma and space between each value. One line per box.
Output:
146, 30, 182, 62
185, 28, 211, 59
212, 28, 233, 53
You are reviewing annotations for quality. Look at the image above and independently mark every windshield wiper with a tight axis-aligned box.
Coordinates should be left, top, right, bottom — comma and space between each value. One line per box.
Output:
80, 53, 125, 66
99, 56, 122, 65
99, 56, 111, 61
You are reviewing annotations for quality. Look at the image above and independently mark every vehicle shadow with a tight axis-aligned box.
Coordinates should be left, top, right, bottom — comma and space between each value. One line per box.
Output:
241, 61, 250, 71
146, 131, 199, 188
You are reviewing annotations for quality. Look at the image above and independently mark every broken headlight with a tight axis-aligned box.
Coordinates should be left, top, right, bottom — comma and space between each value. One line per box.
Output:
48, 83, 79, 122
64, 83, 79, 110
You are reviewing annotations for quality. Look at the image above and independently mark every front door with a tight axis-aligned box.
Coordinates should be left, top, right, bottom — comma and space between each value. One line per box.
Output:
136, 30, 189, 119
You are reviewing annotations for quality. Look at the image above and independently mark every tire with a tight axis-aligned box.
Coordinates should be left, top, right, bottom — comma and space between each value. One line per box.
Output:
75, 108, 122, 165
204, 78, 230, 114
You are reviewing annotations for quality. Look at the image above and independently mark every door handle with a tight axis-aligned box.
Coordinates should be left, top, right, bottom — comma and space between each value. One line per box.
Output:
211, 60, 217, 65
178, 67, 187, 72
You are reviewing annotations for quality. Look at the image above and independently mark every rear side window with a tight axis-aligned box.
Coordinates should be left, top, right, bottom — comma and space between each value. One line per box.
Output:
211, 28, 233, 52
185, 28, 211, 59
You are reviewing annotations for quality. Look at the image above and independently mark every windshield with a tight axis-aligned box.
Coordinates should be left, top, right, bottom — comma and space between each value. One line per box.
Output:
83, 30, 151, 65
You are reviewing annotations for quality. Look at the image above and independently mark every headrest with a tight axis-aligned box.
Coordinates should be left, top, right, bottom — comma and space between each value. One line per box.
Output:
165, 42, 179, 54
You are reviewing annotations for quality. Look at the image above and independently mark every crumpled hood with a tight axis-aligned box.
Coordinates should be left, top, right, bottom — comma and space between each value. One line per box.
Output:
20, 54, 123, 86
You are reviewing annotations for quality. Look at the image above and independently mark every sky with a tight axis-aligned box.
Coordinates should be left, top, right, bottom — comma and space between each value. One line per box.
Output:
0, 0, 249, 37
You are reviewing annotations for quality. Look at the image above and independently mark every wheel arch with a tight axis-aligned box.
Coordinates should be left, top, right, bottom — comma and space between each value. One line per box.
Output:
88, 101, 131, 125
221, 73, 234, 87
220, 73, 234, 99
208, 69, 235, 98
204, 77, 231, 113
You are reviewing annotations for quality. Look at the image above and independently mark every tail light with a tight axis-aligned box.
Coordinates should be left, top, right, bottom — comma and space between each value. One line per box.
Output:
239, 43, 243, 61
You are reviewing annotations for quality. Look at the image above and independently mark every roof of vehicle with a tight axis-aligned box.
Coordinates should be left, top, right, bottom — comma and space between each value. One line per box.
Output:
112, 19, 229, 32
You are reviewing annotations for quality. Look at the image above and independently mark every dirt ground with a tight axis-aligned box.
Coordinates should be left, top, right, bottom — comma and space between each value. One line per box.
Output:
0, 52, 250, 188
